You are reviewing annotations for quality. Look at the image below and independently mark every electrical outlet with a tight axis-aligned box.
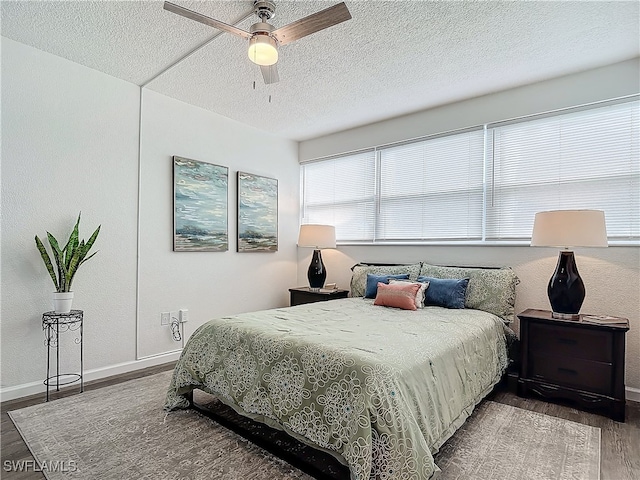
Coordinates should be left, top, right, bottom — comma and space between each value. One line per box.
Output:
179, 309, 189, 323
160, 312, 170, 326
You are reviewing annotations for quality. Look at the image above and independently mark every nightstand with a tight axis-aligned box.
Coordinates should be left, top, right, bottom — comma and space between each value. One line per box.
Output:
289, 287, 349, 306
518, 308, 629, 422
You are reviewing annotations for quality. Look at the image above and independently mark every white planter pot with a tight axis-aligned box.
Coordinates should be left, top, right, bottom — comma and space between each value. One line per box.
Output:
53, 292, 74, 314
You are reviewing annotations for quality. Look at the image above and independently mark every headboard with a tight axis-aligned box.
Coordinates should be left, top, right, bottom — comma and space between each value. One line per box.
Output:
350, 261, 519, 323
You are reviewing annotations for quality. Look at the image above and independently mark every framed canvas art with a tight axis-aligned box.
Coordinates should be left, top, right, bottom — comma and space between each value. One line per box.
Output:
173, 156, 228, 252
237, 172, 278, 252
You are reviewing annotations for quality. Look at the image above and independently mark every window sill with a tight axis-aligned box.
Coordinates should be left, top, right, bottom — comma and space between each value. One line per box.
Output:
335, 240, 639, 247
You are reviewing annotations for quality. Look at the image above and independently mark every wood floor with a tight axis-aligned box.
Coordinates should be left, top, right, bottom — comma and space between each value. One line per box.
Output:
2, 363, 639, 480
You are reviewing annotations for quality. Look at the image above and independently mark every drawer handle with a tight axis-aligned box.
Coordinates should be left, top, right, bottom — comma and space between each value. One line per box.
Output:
577, 392, 603, 404
558, 338, 577, 345
558, 367, 578, 376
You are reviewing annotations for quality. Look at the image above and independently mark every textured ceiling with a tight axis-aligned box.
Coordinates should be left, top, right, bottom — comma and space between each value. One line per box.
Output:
2, 1, 639, 141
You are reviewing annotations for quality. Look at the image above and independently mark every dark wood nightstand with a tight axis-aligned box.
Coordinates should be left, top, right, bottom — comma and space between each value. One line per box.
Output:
518, 308, 629, 422
289, 287, 349, 306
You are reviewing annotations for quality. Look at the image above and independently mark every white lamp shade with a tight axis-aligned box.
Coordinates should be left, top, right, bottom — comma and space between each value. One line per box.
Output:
297, 224, 336, 249
531, 210, 608, 248
248, 35, 278, 66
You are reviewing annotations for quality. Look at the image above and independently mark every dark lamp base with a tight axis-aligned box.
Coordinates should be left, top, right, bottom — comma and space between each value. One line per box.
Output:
547, 250, 586, 317
307, 249, 327, 290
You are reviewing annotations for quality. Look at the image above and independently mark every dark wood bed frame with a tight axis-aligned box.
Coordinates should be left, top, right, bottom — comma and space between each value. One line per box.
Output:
184, 389, 350, 479
182, 367, 517, 480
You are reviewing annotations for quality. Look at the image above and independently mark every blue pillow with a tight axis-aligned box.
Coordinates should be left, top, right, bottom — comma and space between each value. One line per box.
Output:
417, 276, 469, 309
365, 273, 410, 298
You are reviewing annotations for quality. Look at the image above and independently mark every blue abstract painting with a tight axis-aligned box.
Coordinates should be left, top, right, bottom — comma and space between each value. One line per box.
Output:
237, 172, 278, 252
173, 157, 228, 251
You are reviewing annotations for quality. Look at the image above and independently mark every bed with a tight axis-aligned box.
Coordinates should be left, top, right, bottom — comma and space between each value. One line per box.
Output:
165, 262, 519, 480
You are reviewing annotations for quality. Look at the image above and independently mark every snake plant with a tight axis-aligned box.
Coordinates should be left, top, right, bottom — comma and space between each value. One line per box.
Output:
35, 213, 101, 293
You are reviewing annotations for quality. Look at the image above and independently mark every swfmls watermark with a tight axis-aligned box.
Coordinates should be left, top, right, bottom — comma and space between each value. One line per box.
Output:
3, 460, 78, 473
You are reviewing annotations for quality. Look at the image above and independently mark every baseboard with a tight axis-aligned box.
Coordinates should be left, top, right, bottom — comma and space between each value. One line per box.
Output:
627, 386, 640, 403
3, 353, 639, 404
0, 351, 182, 402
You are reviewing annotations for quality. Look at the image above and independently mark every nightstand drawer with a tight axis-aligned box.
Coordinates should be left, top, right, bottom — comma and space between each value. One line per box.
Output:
530, 354, 612, 395
529, 322, 613, 362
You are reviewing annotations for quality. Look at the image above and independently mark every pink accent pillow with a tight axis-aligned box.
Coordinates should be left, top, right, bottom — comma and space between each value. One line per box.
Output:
373, 282, 420, 310
389, 279, 429, 308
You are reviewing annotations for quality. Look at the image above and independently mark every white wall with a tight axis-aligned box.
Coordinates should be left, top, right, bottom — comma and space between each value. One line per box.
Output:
298, 59, 640, 393
1, 37, 300, 396
1, 37, 140, 388
137, 90, 299, 358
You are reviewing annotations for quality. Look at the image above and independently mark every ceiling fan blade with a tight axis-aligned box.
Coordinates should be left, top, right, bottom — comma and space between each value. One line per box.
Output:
272, 2, 351, 46
261, 64, 280, 84
164, 1, 252, 40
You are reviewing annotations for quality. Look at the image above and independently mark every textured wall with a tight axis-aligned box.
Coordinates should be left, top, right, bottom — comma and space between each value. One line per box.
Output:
1, 37, 140, 387
137, 90, 299, 358
1, 38, 300, 390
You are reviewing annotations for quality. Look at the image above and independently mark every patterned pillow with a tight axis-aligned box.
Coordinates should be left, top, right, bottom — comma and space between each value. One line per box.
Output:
418, 263, 519, 323
389, 279, 429, 308
350, 263, 422, 298
374, 282, 421, 311
365, 273, 410, 298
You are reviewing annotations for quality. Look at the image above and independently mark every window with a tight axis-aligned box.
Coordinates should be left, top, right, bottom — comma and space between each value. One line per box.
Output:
377, 130, 485, 240
300, 97, 639, 244
300, 150, 376, 241
486, 100, 639, 240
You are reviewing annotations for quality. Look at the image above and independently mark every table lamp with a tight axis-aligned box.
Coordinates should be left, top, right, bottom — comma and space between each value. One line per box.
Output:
297, 224, 336, 290
531, 210, 608, 319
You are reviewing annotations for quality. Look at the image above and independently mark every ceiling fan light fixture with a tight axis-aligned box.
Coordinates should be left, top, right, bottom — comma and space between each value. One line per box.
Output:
164, 1, 352, 84
248, 35, 278, 66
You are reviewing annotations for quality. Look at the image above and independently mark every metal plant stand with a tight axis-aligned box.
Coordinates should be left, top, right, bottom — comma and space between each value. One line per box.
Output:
42, 310, 83, 401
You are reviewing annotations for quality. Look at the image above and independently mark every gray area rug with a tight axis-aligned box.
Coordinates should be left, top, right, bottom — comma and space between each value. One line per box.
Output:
9, 370, 600, 480
434, 400, 600, 480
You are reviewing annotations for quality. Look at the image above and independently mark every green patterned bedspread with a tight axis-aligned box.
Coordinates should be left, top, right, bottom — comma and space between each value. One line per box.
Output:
165, 298, 508, 479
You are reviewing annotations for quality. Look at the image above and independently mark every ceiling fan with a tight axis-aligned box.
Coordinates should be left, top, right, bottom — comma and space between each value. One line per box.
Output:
164, 1, 352, 85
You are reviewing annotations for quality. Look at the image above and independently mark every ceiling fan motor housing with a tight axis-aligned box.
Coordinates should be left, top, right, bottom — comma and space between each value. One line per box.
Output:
254, 0, 276, 21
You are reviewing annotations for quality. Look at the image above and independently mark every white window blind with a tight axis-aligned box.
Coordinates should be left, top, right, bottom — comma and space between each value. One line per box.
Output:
300, 98, 639, 244
487, 100, 640, 240
377, 130, 485, 240
301, 150, 376, 241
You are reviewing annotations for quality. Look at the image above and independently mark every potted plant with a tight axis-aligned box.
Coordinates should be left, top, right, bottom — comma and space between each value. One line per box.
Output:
35, 213, 100, 313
